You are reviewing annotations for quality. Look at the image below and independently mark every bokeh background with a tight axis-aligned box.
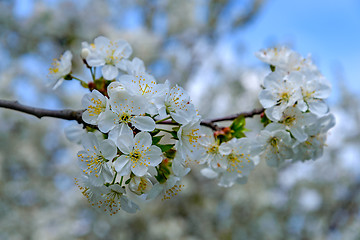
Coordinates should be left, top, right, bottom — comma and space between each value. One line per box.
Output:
1, 0, 360, 239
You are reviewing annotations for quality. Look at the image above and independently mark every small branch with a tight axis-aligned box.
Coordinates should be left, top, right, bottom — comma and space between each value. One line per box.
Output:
201, 108, 264, 130
0, 99, 264, 131
158, 108, 264, 131
0, 99, 87, 126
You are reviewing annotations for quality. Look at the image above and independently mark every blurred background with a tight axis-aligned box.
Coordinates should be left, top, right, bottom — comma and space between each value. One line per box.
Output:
0, 0, 360, 239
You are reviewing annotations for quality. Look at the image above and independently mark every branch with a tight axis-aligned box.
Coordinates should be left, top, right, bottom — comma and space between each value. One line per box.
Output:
0, 99, 264, 131
0, 99, 86, 125
158, 108, 264, 130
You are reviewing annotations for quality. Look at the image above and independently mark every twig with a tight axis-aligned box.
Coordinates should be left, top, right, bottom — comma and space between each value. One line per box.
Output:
0, 99, 86, 125
0, 99, 264, 131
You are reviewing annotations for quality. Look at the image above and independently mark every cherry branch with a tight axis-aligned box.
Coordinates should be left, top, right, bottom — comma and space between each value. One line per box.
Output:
0, 99, 264, 130
0, 99, 85, 124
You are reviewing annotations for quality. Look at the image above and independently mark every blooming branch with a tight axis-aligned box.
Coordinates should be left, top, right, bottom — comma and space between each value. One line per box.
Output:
0, 36, 335, 215
0, 99, 263, 130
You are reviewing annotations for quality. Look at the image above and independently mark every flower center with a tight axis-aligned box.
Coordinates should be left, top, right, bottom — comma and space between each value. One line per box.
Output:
162, 184, 184, 201
49, 60, 60, 74
87, 98, 104, 116
283, 115, 296, 126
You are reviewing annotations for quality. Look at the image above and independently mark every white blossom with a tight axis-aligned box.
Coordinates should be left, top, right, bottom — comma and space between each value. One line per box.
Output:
176, 119, 203, 160
267, 107, 317, 142
255, 46, 318, 72
296, 71, 331, 115
125, 57, 146, 76
129, 175, 153, 195
159, 84, 197, 125
114, 131, 163, 177
82, 90, 108, 125
97, 91, 155, 134
77, 133, 117, 186
293, 114, 335, 161
48, 50, 72, 89
198, 127, 227, 168
254, 125, 294, 167
259, 70, 302, 120
146, 176, 183, 201
201, 138, 255, 187
86, 36, 132, 80
118, 73, 168, 115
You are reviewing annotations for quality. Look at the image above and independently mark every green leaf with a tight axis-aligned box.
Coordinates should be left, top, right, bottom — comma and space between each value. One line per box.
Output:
230, 116, 247, 139
150, 129, 161, 136
156, 144, 175, 152
152, 135, 164, 145
125, 178, 131, 184
230, 116, 245, 131
232, 131, 246, 138
170, 131, 179, 140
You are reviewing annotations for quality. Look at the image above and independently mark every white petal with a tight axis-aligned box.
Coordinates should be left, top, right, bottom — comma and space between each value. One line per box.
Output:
134, 131, 152, 149
132, 164, 148, 177
102, 65, 119, 80
99, 139, 117, 160
145, 146, 162, 166
259, 90, 277, 108
81, 133, 100, 152
97, 110, 117, 133
114, 156, 131, 176
146, 183, 163, 200
120, 196, 140, 213
86, 52, 106, 66
200, 168, 218, 179
132, 116, 155, 131
172, 159, 190, 177
308, 100, 329, 115
108, 123, 133, 143
82, 110, 98, 125
290, 126, 307, 142
116, 125, 134, 154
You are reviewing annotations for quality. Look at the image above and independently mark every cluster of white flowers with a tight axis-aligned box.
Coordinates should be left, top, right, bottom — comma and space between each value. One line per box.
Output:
255, 47, 335, 166
51, 39, 334, 214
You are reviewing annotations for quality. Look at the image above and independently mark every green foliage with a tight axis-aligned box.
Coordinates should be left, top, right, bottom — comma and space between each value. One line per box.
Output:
230, 115, 247, 138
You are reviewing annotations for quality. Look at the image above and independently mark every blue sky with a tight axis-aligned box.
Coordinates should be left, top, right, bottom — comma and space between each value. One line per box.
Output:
237, 0, 360, 102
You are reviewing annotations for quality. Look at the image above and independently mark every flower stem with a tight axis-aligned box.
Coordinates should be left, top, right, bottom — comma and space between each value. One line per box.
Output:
111, 172, 118, 184
119, 176, 124, 186
90, 67, 96, 81
155, 128, 174, 134
71, 75, 87, 85
155, 116, 172, 123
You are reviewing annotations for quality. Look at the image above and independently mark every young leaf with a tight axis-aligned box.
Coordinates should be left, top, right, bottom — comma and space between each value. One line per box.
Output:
156, 144, 175, 152
152, 135, 164, 145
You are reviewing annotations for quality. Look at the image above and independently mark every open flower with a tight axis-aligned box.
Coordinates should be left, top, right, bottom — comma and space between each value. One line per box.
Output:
82, 90, 108, 125
259, 70, 302, 120
76, 176, 139, 215
97, 91, 155, 134
114, 131, 162, 177
201, 138, 255, 187
48, 50, 72, 89
254, 125, 294, 167
86, 36, 132, 80
159, 84, 197, 125
77, 133, 117, 186
267, 107, 317, 142
296, 72, 331, 115
119, 73, 168, 115
146, 176, 183, 201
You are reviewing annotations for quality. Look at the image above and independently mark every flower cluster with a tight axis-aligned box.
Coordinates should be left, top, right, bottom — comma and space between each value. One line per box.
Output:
50, 39, 334, 214
255, 47, 335, 166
